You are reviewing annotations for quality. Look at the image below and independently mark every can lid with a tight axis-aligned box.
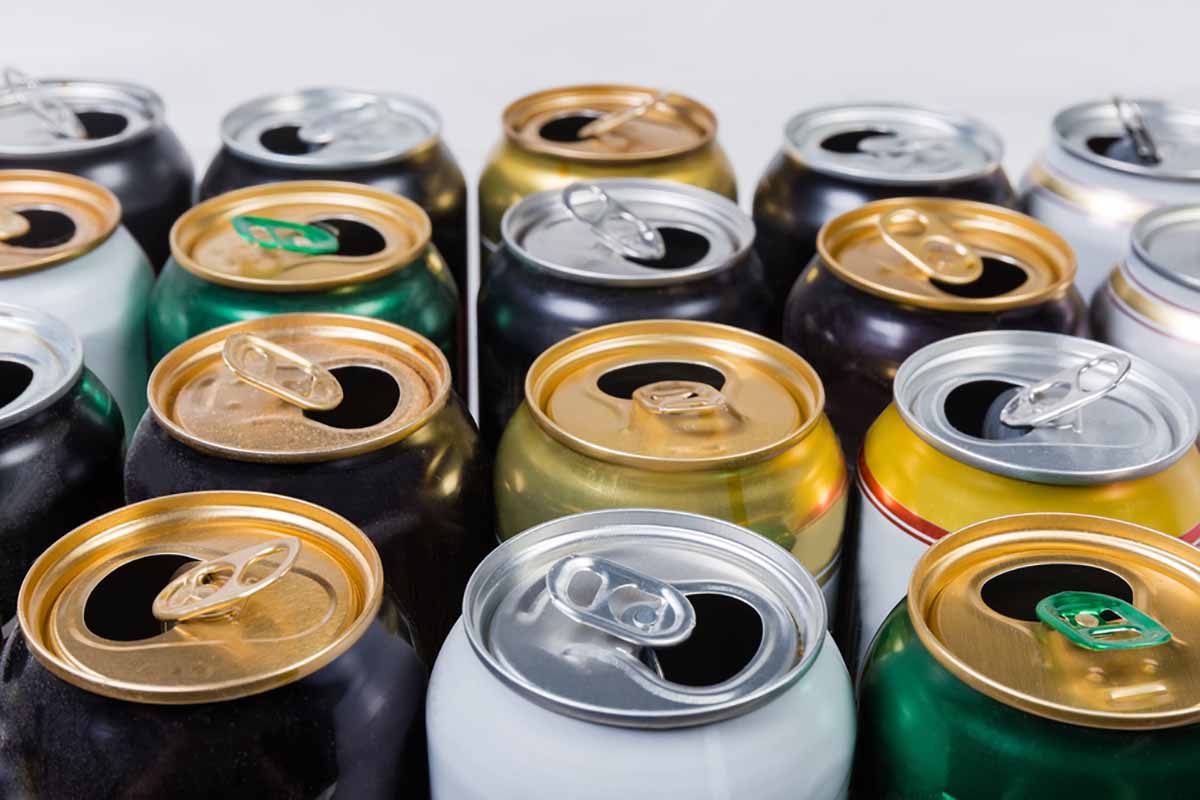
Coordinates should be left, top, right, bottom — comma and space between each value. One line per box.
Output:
171, 181, 431, 292
148, 313, 450, 463
910, 513, 1200, 730
894, 331, 1198, 485
219, 87, 440, 170
1131, 204, 1200, 291
1054, 98, 1200, 180
501, 179, 753, 287
464, 509, 825, 728
17, 491, 383, 705
0, 302, 83, 429
818, 198, 1076, 312
0, 71, 162, 157
0, 169, 121, 276
524, 320, 823, 471
784, 102, 1003, 184
502, 84, 717, 163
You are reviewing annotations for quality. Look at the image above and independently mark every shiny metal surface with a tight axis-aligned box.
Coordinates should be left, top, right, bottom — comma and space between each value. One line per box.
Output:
0, 76, 161, 157
0, 169, 120, 275
1133, 204, 1200, 290
0, 302, 82, 428
1054, 99, 1200, 179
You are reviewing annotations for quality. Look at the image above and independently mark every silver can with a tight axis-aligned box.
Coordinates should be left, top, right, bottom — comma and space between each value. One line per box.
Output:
427, 508, 855, 800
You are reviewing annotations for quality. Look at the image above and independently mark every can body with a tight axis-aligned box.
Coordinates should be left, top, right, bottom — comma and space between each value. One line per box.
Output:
428, 619, 854, 800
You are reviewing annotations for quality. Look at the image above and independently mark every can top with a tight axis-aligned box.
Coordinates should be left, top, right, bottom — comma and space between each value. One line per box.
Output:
0, 169, 121, 275
817, 198, 1076, 312
17, 491, 383, 705
784, 102, 1003, 184
219, 87, 441, 170
524, 319, 824, 471
464, 509, 826, 728
1054, 98, 1200, 180
910, 512, 1200, 730
894, 331, 1198, 485
501, 179, 753, 287
170, 181, 432, 292
0, 72, 163, 157
502, 84, 717, 163
1131, 204, 1200, 291
0, 303, 83, 430
148, 313, 451, 463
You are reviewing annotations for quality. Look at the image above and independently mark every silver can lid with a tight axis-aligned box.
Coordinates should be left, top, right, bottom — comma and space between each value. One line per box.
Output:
219, 87, 441, 169
0, 302, 83, 429
784, 102, 1003, 184
1054, 99, 1200, 179
500, 178, 753, 287
894, 331, 1198, 485
463, 509, 826, 729
1132, 205, 1200, 291
0, 72, 162, 157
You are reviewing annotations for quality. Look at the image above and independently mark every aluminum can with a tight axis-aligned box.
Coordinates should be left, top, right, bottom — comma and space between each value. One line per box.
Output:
852, 330, 1200, 671
124, 313, 492, 663
428, 509, 855, 800
478, 84, 736, 265
0, 491, 428, 798
149, 180, 463, 390
854, 512, 1200, 799
1093, 205, 1200, 417
754, 103, 1014, 334
0, 303, 123, 619
0, 70, 193, 270
0, 169, 153, 434
1022, 98, 1200, 302
198, 87, 467, 307
495, 320, 847, 618
783, 197, 1086, 464
478, 178, 769, 449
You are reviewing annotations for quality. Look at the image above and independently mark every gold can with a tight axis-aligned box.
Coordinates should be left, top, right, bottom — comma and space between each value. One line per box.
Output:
494, 319, 847, 617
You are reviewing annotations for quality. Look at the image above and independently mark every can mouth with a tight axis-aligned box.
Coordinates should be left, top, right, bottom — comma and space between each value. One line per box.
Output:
0, 360, 34, 411
0, 78, 163, 157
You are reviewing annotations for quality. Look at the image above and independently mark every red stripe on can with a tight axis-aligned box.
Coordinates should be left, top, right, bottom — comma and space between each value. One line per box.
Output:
857, 452, 948, 545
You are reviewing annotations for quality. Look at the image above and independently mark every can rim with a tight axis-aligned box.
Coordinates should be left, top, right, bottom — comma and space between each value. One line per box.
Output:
0, 168, 122, 276
0, 302, 84, 429
1053, 98, 1200, 181
0, 77, 165, 157
1131, 204, 1200, 292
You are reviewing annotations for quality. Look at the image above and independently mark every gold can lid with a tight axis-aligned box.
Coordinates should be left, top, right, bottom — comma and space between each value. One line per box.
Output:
503, 84, 717, 163
170, 181, 431, 293
524, 320, 824, 471
910, 513, 1200, 730
0, 169, 120, 276
817, 198, 1076, 312
17, 491, 383, 705
149, 313, 450, 463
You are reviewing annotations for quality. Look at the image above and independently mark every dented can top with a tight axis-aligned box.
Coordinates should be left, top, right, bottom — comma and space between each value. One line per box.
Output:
17, 491, 383, 705
0, 169, 121, 275
0, 302, 83, 429
894, 331, 1198, 485
784, 102, 1004, 185
911, 512, 1200, 730
1131, 204, 1200, 292
463, 508, 825, 728
219, 87, 441, 170
148, 313, 450, 463
1054, 99, 1200, 180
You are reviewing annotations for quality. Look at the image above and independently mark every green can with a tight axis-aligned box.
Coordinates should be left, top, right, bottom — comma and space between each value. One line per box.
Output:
854, 513, 1200, 799
149, 180, 460, 385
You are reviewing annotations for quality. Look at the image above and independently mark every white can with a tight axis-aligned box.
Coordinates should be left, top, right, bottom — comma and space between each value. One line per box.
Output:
427, 508, 855, 800
0, 170, 152, 436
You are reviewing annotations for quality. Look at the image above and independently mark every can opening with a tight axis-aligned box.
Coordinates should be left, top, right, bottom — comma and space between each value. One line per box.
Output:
819, 128, 894, 154
4, 209, 76, 249
259, 124, 325, 155
84, 554, 199, 641
539, 112, 603, 142
76, 111, 129, 139
981, 564, 1134, 622
303, 365, 400, 429
597, 361, 725, 399
310, 217, 387, 257
944, 380, 1030, 440
1087, 135, 1141, 165
624, 227, 711, 270
0, 361, 34, 410
648, 593, 764, 687
930, 256, 1028, 298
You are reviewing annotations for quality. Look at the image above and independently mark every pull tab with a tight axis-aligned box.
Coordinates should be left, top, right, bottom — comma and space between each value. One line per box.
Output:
999, 352, 1131, 428
152, 537, 301, 622
576, 90, 671, 139
634, 380, 729, 415
562, 182, 666, 261
222, 333, 344, 411
1113, 96, 1161, 166
298, 99, 393, 146
0, 207, 30, 241
1037, 591, 1172, 651
231, 215, 339, 255
857, 134, 954, 166
877, 207, 983, 284
546, 555, 696, 647
3, 67, 86, 140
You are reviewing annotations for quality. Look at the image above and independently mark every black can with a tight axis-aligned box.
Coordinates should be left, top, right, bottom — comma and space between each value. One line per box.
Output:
754, 103, 1015, 335
0, 491, 429, 799
0, 72, 193, 270
0, 303, 124, 620
478, 178, 771, 451
124, 314, 492, 665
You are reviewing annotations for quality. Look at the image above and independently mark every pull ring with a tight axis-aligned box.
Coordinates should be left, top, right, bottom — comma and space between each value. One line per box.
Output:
999, 352, 1132, 428
222, 333, 344, 411
1113, 96, 1161, 166
153, 537, 302, 622
231, 215, 339, 255
877, 207, 983, 285
562, 182, 666, 261
298, 98, 396, 146
634, 380, 729, 415
3, 67, 86, 140
1037, 591, 1171, 651
577, 90, 671, 139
